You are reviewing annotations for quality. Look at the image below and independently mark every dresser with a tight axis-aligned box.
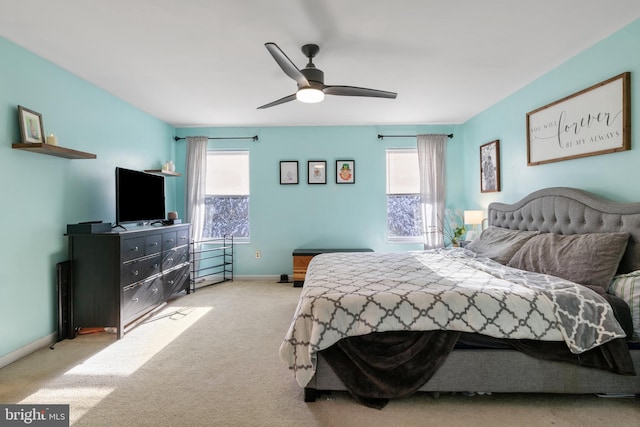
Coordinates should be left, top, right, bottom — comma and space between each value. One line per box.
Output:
68, 224, 190, 338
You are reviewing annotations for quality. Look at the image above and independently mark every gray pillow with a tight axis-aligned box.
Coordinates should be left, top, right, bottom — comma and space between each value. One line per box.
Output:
466, 226, 539, 264
507, 232, 630, 289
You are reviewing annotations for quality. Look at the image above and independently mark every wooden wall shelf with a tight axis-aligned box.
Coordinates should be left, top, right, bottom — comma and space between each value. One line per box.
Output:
12, 143, 96, 159
144, 169, 182, 177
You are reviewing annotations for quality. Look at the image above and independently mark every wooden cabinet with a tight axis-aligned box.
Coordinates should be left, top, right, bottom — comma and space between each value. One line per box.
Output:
293, 254, 315, 286
68, 224, 190, 338
292, 248, 374, 287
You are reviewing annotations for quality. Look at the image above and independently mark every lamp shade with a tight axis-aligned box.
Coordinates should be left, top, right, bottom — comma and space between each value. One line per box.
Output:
296, 87, 325, 103
464, 210, 484, 226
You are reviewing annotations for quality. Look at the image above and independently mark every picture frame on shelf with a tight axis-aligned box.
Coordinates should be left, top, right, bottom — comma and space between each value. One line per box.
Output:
480, 140, 500, 193
279, 161, 299, 185
526, 72, 630, 166
307, 160, 327, 184
336, 160, 355, 184
18, 106, 45, 144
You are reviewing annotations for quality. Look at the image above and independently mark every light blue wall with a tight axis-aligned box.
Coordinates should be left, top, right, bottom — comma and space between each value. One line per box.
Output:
462, 18, 640, 210
175, 125, 462, 276
0, 37, 176, 360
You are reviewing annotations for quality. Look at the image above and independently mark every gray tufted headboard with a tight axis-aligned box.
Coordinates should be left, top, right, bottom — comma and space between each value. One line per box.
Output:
488, 187, 640, 273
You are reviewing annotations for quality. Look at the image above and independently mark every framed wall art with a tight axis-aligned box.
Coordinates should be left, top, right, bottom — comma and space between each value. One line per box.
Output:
307, 160, 326, 184
18, 106, 45, 144
336, 160, 355, 184
480, 140, 500, 193
526, 72, 630, 166
279, 161, 298, 184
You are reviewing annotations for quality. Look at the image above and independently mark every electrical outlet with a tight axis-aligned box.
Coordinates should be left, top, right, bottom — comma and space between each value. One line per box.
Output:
255, 250, 261, 259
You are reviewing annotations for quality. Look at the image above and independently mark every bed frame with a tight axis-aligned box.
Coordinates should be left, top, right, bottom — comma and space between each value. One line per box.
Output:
304, 187, 640, 401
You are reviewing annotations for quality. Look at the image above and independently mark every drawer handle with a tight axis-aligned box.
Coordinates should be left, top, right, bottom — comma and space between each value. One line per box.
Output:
166, 239, 175, 243
152, 288, 158, 293
132, 297, 139, 302
152, 242, 158, 246
153, 263, 159, 269
167, 257, 174, 262
168, 280, 174, 285
132, 270, 139, 276
132, 246, 139, 252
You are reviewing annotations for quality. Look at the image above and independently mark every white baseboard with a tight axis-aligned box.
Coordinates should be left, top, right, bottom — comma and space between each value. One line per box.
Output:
233, 275, 281, 281
0, 332, 57, 369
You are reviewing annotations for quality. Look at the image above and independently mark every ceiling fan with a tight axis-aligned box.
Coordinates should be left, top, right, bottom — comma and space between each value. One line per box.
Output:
258, 42, 397, 109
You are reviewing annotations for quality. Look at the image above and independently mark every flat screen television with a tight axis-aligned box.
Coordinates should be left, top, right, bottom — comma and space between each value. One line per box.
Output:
116, 167, 166, 224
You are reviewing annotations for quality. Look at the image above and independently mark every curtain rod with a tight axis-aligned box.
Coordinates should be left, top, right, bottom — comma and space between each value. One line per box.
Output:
174, 135, 259, 142
377, 133, 453, 140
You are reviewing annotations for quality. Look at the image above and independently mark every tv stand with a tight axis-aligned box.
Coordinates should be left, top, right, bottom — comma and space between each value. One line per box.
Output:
68, 223, 191, 339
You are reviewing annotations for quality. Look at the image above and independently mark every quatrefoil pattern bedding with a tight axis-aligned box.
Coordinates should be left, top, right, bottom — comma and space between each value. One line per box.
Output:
279, 250, 626, 387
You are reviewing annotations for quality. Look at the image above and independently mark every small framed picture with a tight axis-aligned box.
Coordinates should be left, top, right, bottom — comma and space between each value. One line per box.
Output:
18, 106, 45, 144
280, 161, 299, 184
307, 160, 326, 184
336, 160, 355, 184
480, 140, 500, 193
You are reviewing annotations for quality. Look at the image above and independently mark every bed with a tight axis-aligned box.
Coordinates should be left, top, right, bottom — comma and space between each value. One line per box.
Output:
279, 187, 640, 408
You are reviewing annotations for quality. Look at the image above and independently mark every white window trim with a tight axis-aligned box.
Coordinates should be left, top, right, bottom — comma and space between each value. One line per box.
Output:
386, 148, 422, 243
204, 150, 251, 242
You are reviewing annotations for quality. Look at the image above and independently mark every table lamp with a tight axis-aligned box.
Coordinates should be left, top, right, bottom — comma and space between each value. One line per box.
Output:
463, 210, 484, 241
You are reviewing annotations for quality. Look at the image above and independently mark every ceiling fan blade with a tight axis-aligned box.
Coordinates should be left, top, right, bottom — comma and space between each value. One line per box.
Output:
257, 93, 297, 109
265, 43, 309, 87
324, 85, 397, 99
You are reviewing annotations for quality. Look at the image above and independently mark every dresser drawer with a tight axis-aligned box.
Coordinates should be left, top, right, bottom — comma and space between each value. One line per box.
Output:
122, 237, 145, 261
162, 231, 178, 251
122, 276, 163, 322
162, 246, 189, 270
177, 228, 190, 247
145, 234, 162, 255
121, 254, 161, 286
163, 265, 190, 298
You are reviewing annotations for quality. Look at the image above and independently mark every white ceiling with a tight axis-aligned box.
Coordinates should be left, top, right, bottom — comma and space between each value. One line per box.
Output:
1, 1, 640, 128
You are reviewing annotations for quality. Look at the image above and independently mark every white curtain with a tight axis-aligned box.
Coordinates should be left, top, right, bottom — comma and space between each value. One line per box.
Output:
417, 134, 447, 249
185, 136, 208, 243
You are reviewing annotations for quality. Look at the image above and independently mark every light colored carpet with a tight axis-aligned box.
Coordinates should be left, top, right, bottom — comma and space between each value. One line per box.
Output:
1, 280, 639, 426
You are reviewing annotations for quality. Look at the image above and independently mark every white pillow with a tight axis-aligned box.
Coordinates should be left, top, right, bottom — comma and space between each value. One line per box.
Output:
608, 270, 640, 340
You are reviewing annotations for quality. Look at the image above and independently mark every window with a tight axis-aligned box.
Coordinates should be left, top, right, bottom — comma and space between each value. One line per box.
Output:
386, 149, 422, 241
203, 150, 250, 240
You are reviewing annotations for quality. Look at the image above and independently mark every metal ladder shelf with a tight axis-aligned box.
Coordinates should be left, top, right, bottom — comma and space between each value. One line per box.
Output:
190, 235, 233, 291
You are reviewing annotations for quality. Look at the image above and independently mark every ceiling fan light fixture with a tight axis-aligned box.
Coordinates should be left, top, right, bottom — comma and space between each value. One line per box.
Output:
296, 87, 325, 103
258, 42, 396, 109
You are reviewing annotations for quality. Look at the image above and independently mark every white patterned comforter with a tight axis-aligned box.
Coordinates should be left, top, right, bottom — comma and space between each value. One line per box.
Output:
279, 249, 627, 387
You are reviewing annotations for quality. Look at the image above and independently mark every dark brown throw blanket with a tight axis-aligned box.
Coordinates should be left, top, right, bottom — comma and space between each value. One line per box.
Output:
321, 330, 460, 409
320, 287, 636, 409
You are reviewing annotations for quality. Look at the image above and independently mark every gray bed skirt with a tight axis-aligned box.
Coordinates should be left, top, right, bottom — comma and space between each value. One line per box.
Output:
305, 348, 640, 401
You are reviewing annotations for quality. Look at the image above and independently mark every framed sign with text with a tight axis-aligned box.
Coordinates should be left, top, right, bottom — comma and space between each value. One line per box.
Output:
526, 72, 630, 166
